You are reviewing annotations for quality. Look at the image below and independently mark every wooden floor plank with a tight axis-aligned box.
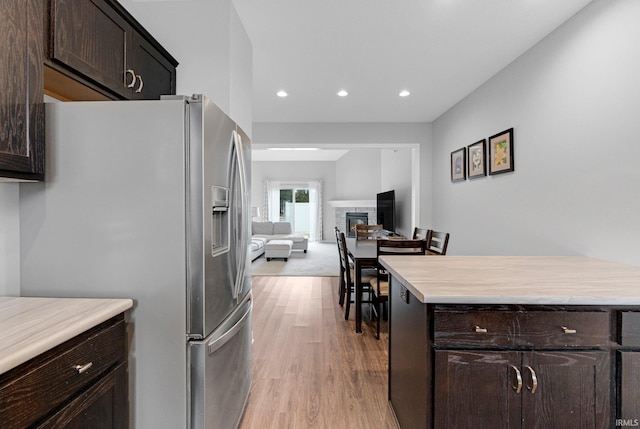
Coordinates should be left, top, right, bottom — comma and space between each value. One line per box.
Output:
240, 276, 398, 429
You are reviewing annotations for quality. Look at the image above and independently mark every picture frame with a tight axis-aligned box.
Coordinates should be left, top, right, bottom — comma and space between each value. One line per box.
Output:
467, 139, 486, 179
488, 128, 514, 175
450, 147, 466, 182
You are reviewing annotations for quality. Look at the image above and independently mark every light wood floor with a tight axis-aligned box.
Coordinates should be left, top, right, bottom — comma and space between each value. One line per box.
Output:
239, 276, 398, 429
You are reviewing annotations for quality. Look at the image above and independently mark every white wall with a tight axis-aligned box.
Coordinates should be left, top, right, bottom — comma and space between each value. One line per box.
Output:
431, 0, 640, 266
0, 185, 20, 295
381, 149, 413, 238
251, 161, 337, 241
335, 149, 381, 200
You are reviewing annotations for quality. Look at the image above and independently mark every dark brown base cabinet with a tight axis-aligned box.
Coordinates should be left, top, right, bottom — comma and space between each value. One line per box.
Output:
0, 315, 128, 429
46, 0, 177, 101
434, 350, 610, 428
388, 280, 640, 429
620, 352, 640, 425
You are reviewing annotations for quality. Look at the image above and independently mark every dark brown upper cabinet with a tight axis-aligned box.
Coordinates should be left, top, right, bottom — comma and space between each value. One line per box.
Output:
46, 0, 177, 101
0, 0, 45, 181
129, 31, 178, 100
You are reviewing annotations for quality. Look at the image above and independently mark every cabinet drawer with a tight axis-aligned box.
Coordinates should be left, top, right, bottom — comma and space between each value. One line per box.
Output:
620, 312, 640, 346
434, 310, 610, 348
433, 310, 520, 347
517, 311, 610, 347
0, 318, 125, 428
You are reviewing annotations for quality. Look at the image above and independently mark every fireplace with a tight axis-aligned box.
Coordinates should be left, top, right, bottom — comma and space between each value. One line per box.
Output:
346, 212, 369, 237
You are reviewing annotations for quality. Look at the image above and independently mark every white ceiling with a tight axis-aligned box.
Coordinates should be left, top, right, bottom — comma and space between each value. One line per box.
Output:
232, 0, 594, 124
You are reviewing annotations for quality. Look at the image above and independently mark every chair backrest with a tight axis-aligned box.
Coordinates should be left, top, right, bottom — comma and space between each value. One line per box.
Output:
337, 231, 353, 285
425, 230, 450, 255
334, 226, 343, 261
376, 239, 427, 257
412, 227, 428, 240
355, 224, 383, 240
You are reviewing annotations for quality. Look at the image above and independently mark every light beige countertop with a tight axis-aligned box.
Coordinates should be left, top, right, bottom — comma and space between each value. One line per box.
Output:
0, 297, 133, 375
378, 255, 640, 305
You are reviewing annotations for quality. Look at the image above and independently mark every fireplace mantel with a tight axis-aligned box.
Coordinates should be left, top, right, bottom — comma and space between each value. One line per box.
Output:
328, 200, 375, 208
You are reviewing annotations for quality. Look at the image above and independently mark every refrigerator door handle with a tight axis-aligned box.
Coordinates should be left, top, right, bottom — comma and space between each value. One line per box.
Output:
207, 298, 252, 355
232, 130, 249, 300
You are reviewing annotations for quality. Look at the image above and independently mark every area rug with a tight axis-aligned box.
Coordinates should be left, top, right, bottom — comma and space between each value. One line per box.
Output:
250, 241, 340, 277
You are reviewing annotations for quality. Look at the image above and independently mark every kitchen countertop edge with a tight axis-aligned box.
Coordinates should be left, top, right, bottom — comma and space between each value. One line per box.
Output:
379, 255, 640, 305
0, 297, 134, 375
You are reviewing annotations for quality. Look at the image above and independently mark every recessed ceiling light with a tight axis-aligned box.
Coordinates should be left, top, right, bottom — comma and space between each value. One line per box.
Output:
399, 90, 410, 97
276, 90, 288, 98
337, 90, 349, 97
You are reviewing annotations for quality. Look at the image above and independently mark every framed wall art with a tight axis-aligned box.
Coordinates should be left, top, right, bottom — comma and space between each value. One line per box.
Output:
467, 139, 486, 179
488, 128, 514, 175
450, 147, 466, 182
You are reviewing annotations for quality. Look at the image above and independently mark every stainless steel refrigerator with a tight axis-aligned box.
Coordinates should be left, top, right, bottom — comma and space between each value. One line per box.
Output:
19, 94, 252, 429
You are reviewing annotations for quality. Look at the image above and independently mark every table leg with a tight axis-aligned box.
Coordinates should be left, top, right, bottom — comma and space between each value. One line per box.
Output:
355, 259, 362, 334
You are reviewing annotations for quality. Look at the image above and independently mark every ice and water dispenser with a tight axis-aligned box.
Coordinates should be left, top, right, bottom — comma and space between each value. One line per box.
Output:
211, 185, 229, 256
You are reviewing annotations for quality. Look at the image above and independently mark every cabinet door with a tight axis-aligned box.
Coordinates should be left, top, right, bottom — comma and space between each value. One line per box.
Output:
434, 350, 521, 428
36, 363, 128, 429
0, 0, 44, 181
389, 282, 429, 429
521, 351, 610, 429
620, 352, 640, 423
129, 32, 177, 100
50, 0, 131, 99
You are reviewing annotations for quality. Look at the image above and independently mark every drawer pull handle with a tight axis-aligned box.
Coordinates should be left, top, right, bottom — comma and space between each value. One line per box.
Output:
510, 365, 522, 394
73, 362, 93, 374
561, 326, 577, 334
474, 325, 488, 333
525, 365, 538, 394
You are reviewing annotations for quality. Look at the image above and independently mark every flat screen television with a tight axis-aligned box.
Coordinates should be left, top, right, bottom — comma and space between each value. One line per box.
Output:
376, 190, 396, 233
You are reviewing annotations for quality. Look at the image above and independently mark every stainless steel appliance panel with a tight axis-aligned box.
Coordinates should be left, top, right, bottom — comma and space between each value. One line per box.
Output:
185, 95, 240, 338
189, 294, 252, 429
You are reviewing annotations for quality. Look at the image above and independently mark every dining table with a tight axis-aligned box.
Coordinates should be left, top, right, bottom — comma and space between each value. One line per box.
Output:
345, 237, 378, 333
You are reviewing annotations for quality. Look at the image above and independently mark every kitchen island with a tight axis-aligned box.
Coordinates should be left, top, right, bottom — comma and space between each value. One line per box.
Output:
0, 297, 133, 428
378, 256, 640, 429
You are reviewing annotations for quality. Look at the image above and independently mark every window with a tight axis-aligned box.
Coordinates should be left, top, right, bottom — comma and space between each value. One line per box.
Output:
266, 181, 322, 241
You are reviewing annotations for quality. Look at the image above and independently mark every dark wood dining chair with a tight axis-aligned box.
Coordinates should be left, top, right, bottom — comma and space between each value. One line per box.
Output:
355, 224, 382, 240
412, 227, 428, 240
369, 239, 426, 339
337, 231, 374, 320
425, 230, 450, 255
334, 227, 346, 305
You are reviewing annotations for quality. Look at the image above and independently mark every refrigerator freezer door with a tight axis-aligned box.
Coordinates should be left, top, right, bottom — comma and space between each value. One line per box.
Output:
188, 294, 252, 429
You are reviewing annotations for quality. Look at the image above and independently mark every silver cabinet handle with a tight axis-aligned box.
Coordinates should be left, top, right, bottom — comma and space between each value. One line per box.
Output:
73, 362, 93, 374
135, 74, 144, 93
510, 365, 522, 394
525, 365, 538, 394
561, 326, 577, 334
475, 325, 487, 333
125, 69, 137, 88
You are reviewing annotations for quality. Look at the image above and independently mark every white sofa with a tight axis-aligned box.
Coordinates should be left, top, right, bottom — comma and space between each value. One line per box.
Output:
251, 221, 308, 261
